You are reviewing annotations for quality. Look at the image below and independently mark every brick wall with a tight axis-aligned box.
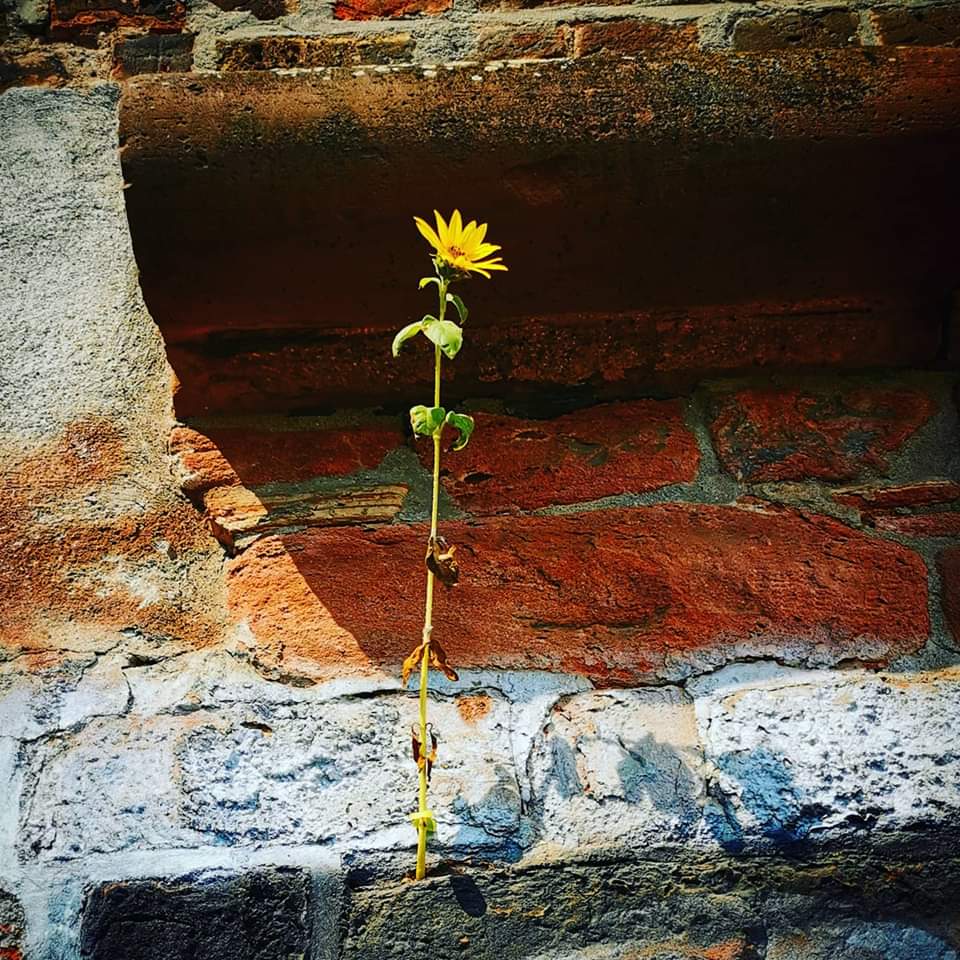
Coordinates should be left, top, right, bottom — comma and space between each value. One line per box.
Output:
1, 0, 960, 949
1, 0, 959, 87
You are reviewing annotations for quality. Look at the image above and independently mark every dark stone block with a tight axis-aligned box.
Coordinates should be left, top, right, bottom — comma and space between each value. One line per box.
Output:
113, 32, 194, 77
80, 868, 312, 960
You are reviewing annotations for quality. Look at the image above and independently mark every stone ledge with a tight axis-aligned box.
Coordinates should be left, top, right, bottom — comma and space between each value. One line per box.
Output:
8, 654, 958, 864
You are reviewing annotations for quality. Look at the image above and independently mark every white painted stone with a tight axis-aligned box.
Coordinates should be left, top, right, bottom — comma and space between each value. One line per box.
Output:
0, 653, 128, 740
17, 683, 529, 861
527, 687, 705, 849
697, 668, 960, 845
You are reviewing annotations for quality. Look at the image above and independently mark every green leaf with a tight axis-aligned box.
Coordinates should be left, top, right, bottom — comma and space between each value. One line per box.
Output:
410, 405, 446, 437
446, 293, 468, 325
445, 411, 475, 451
391, 321, 423, 357
419, 276, 441, 290
423, 319, 463, 359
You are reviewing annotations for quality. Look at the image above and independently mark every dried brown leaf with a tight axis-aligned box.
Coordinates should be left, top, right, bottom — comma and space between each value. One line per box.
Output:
425, 536, 459, 588
401, 642, 426, 688
429, 638, 459, 682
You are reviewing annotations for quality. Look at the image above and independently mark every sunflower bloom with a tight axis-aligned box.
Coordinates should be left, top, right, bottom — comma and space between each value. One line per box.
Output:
414, 209, 508, 279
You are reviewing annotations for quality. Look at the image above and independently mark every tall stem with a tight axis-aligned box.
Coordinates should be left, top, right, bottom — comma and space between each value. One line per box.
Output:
416, 279, 447, 880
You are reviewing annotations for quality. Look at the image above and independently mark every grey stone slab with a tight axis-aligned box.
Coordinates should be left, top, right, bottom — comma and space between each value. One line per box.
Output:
766, 920, 958, 960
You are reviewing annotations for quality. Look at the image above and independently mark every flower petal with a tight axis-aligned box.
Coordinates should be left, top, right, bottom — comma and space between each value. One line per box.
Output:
449, 209, 463, 244
414, 216, 442, 252
474, 243, 502, 259
472, 258, 508, 272
460, 220, 479, 248
434, 210, 449, 246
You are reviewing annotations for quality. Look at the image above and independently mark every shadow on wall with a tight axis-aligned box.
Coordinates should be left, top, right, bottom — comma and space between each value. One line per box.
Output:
122, 110, 960, 415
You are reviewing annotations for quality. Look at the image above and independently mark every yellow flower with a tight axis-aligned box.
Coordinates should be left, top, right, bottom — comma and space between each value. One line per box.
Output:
414, 210, 508, 279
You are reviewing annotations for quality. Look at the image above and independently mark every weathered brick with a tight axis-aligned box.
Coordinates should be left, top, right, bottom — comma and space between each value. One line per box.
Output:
50, 0, 185, 35
573, 17, 698, 57
871, 511, 960, 536
0, 418, 225, 660
0, 888, 24, 960
80, 870, 312, 960
0, 49, 69, 92
171, 422, 402, 490
417, 400, 699, 513
204, 481, 408, 551
217, 33, 414, 69
833, 480, 960, 512
166, 299, 942, 417
938, 545, 960, 644
208, 0, 295, 20
333, 0, 449, 19
870, 4, 960, 46
709, 384, 935, 482
732, 10, 860, 51
476, 23, 571, 59
112, 32, 194, 77
227, 503, 929, 684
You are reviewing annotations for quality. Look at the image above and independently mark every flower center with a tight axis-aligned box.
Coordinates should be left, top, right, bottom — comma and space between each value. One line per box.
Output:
447, 245, 465, 258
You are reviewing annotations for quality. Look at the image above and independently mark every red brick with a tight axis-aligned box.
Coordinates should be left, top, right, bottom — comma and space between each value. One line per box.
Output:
732, 10, 859, 51
871, 512, 960, 536
216, 33, 414, 69
167, 298, 942, 417
938, 545, 960, 643
476, 24, 571, 59
333, 0, 449, 19
833, 480, 960, 511
50, 0, 184, 35
171, 422, 402, 489
709, 385, 935, 482
0, 420, 225, 659
870, 4, 960, 46
573, 18, 698, 57
0, 50, 68, 92
170, 423, 405, 551
227, 502, 928, 683
418, 400, 698, 513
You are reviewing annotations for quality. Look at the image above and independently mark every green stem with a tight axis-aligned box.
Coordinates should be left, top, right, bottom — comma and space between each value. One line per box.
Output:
416, 278, 447, 880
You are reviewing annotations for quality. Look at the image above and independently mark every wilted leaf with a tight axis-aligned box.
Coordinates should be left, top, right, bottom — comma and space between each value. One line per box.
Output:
422, 318, 463, 359
446, 293, 468, 325
419, 276, 441, 290
410, 405, 446, 437
410, 724, 439, 781
425, 535, 459, 587
445, 411, 475, 451
429, 638, 458, 682
391, 321, 423, 357
402, 642, 426, 687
